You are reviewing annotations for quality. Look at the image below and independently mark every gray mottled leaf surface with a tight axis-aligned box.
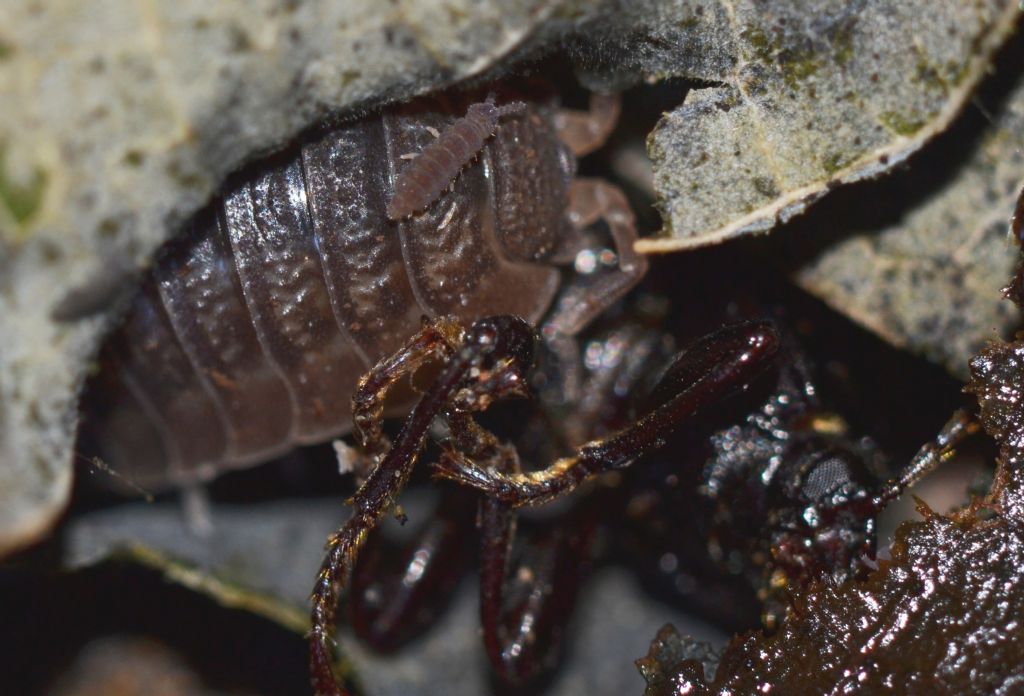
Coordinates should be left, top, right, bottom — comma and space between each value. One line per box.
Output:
624, 0, 1020, 252
792, 53, 1024, 378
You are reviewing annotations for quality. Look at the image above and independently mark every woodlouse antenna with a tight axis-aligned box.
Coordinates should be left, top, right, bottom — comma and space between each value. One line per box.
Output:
79, 453, 154, 502
386, 98, 527, 220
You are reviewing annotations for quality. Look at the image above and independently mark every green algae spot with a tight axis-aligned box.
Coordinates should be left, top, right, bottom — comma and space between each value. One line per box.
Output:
123, 150, 145, 167
879, 111, 926, 137
0, 146, 47, 226
831, 21, 856, 67
741, 23, 822, 91
914, 57, 949, 94
741, 25, 774, 64
753, 176, 780, 198
166, 159, 208, 192
780, 51, 821, 90
822, 151, 857, 175
445, 5, 468, 23
0, 38, 14, 61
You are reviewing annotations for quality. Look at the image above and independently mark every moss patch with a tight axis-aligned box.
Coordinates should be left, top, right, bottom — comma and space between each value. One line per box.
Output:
878, 110, 926, 136
0, 146, 47, 225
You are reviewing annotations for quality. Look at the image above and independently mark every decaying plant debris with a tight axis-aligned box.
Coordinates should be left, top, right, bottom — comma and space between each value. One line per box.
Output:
636, 187, 1024, 696
791, 42, 1024, 379
628, 0, 1021, 252
638, 498, 1024, 694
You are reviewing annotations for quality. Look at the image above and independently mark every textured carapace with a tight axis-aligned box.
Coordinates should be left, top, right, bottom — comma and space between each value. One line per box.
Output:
83, 84, 600, 489
82, 82, 647, 493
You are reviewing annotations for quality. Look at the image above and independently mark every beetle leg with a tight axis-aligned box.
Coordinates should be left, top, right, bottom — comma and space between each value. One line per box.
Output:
871, 408, 978, 508
478, 493, 596, 685
351, 315, 463, 464
544, 178, 649, 337
820, 408, 979, 526
310, 316, 537, 696
349, 486, 477, 652
554, 92, 621, 157
435, 321, 780, 508
439, 408, 593, 685
311, 359, 466, 696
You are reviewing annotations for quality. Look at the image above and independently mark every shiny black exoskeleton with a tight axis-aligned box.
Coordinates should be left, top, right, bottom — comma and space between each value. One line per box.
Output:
621, 318, 964, 631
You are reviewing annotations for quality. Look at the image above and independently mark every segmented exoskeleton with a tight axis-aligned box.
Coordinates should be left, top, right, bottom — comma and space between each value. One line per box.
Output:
83, 84, 643, 490
80, 80, 651, 696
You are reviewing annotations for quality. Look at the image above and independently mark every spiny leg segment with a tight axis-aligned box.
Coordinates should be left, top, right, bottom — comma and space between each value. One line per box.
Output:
436, 321, 781, 508
309, 315, 535, 696
311, 318, 781, 694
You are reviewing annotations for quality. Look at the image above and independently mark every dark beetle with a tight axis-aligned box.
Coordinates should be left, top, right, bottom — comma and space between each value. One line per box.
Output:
620, 316, 976, 632
82, 82, 643, 489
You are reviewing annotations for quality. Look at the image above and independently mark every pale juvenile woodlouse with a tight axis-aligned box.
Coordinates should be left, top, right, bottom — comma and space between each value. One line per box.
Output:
386, 97, 526, 220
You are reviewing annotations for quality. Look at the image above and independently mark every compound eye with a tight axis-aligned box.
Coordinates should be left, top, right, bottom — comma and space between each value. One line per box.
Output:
801, 450, 862, 505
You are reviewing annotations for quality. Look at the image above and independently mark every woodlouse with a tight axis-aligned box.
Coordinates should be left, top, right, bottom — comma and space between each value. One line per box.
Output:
81, 82, 645, 492
386, 97, 526, 220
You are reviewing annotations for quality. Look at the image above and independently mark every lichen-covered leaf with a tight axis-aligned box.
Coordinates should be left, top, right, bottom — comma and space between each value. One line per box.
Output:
791, 55, 1024, 379
628, 0, 1021, 252
0, 0, 592, 557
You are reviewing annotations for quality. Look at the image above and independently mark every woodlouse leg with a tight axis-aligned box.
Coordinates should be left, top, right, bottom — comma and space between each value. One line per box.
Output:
310, 316, 536, 696
434, 321, 781, 508
180, 484, 213, 537
543, 178, 649, 337
554, 92, 621, 157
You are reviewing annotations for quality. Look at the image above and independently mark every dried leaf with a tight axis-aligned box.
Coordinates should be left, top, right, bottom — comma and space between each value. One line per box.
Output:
642, 503, 1024, 694
792, 54, 1024, 379
636, 625, 720, 696
967, 329, 1024, 517
630, 0, 1021, 252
